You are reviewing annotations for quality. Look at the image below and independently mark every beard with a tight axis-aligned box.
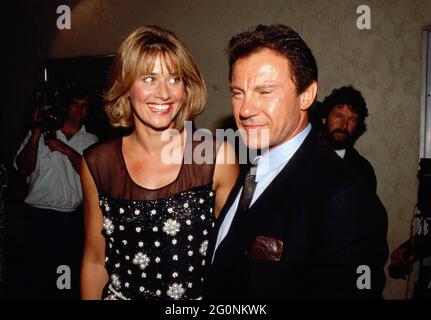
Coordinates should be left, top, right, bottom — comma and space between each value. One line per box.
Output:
324, 127, 353, 150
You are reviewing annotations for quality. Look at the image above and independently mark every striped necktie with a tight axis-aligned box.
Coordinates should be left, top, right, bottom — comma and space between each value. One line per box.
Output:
237, 164, 258, 211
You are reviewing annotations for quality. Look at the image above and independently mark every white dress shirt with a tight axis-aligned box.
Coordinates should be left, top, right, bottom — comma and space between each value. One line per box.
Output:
14, 127, 98, 212
212, 124, 312, 261
335, 149, 346, 159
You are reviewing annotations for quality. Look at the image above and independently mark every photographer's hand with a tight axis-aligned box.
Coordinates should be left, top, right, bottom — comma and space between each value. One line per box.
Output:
46, 138, 82, 174
46, 138, 70, 154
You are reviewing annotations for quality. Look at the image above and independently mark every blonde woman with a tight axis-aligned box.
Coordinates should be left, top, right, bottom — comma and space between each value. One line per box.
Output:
80, 25, 238, 300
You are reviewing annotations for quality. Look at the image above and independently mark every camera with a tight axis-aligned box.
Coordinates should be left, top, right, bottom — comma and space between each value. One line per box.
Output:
33, 82, 65, 141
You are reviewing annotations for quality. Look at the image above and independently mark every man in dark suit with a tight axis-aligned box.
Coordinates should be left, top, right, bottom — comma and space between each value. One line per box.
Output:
320, 86, 377, 192
206, 24, 388, 300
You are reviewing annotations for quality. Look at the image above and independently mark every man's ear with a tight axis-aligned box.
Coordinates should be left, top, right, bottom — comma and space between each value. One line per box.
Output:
299, 81, 318, 111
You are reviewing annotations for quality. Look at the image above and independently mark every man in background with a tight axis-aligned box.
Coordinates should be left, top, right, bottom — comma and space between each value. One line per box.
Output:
320, 86, 377, 192
14, 83, 98, 299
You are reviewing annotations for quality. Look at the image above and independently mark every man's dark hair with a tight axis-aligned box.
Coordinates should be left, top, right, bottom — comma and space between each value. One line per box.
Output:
227, 24, 318, 94
321, 86, 368, 137
63, 83, 91, 108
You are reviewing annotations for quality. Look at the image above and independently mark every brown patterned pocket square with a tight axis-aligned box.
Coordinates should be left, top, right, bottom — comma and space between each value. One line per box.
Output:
246, 236, 284, 261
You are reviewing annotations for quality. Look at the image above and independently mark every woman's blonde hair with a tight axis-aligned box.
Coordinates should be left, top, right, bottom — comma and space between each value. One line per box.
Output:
104, 25, 206, 130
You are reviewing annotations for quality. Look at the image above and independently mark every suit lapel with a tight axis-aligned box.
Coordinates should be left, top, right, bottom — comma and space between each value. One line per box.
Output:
246, 128, 318, 218
207, 169, 245, 262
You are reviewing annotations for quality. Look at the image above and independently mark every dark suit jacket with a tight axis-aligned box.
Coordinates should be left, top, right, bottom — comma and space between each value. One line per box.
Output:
206, 129, 388, 300
343, 147, 377, 193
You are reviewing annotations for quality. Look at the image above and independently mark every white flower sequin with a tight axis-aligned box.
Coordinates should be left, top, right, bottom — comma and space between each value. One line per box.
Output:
135, 227, 141, 233
162, 219, 181, 236
132, 252, 150, 270
119, 208, 124, 214
111, 274, 121, 289
183, 202, 189, 208
134, 209, 140, 215
167, 207, 174, 213
103, 217, 114, 235
166, 283, 185, 300
150, 209, 156, 215
199, 240, 208, 256
199, 198, 205, 204
186, 220, 192, 226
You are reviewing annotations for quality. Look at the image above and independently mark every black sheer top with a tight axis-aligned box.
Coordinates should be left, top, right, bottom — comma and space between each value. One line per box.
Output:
84, 134, 221, 300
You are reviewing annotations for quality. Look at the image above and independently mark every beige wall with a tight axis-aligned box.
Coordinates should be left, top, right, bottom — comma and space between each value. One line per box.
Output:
19, 0, 431, 299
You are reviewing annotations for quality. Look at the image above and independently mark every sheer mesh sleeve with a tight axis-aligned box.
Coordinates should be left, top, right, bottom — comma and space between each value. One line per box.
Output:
83, 139, 126, 198
83, 133, 223, 201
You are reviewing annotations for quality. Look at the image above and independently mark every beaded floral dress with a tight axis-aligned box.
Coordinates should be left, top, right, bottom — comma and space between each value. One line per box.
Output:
84, 136, 219, 300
